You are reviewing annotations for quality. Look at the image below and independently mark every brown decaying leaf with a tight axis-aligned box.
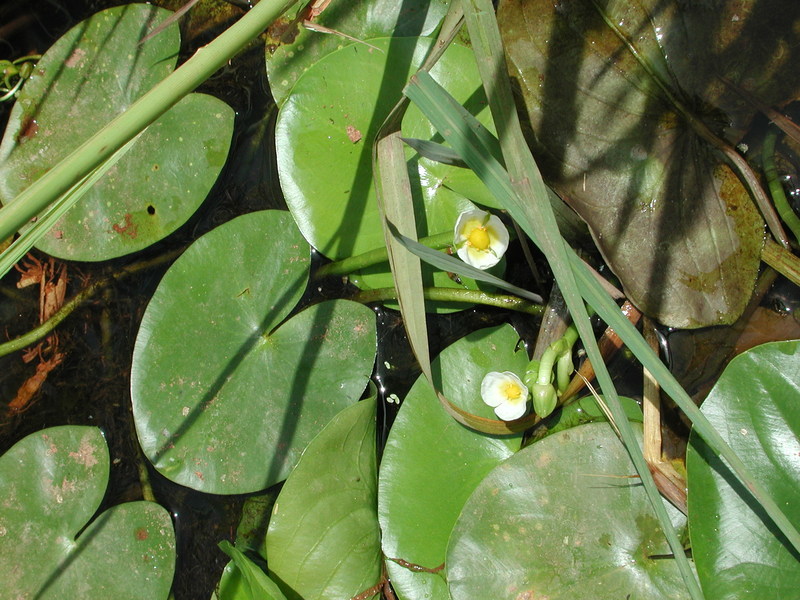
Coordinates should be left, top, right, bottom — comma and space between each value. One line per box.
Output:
497, 0, 793, 328
8, 254, 68, 414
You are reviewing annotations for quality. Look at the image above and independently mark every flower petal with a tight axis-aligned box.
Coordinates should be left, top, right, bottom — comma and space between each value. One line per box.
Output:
494, 399, 528, 421
481, 371, 529, 421
454, 211, 487, 243
480, 371, 509, 407
484, 214, 509, 254
463, 245, 502, 269
453, 209, 509, 270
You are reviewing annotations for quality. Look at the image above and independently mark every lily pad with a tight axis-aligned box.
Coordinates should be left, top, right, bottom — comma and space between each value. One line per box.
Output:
687, 340, 800, 599
266, 398, 381, 600
447, 422, 690, 600
131, 210, 377, 494
378, 324, 526, 600
0, 426, 175, 599
497, 0, 767, 328
0, 4, 234, 261
265, 0, 448, 106
275, 36, 501, 298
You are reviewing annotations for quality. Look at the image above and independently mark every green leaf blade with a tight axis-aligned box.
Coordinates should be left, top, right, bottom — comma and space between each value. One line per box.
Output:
447, 423, 691, 600
687, 340, 800, 600
267, 398, 381, 600
379, 325, 526, 600
0, 426, 175, 599
131, 211, 377, 494
0, 4, 234, 261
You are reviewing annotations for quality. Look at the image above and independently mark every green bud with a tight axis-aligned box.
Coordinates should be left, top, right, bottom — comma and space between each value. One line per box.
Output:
531, 382, 557, 418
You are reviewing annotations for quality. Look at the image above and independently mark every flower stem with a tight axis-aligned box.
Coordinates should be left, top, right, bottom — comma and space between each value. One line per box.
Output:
763, 126, 800, 245
313, 231, 453, 279
347, 286, 543, 316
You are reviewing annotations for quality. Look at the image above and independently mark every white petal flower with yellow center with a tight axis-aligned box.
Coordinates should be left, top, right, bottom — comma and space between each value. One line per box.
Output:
453, 209, 509, 270
480, 371, 529, 421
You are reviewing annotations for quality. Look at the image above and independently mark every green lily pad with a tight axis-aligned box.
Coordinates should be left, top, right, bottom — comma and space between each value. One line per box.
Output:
497, 0, 766, 328
687, 340, 800, 599
447, 422, 690, 600
266, 398, 381, 600
275, 36, 501, 299
0, 426, 175, 599
0, 4, 234, 261
265, 0, 448, 106
131, 210, 377, 494
378, 324, 526, 600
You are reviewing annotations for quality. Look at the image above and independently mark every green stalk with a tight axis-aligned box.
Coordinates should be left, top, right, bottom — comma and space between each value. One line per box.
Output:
0, 247, 184, 358
314, 231, 452, 279
762, 127, 800, 245
535, 345, 558, 386
0, 0, 298, 243
348, 286, 543, 316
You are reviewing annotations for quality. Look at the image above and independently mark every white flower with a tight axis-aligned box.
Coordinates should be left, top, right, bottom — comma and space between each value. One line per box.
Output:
480, 371, 529, 421
453, 209, 509, 270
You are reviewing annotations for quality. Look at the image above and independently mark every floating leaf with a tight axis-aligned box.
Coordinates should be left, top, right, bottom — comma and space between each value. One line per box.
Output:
378, 325, 525, 600
265, 0, 448, 106
687, 340, 800, 599
497, 0, 767, 327
131, 211, 377, 494
267, 398, 381, 600
447, 422, 690, 600
0, 426, 175, 599
276, 36, 501, 299
0, 4, 234, 261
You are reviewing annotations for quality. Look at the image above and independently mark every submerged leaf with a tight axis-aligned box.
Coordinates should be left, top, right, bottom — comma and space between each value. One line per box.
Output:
498, 0, 771, 327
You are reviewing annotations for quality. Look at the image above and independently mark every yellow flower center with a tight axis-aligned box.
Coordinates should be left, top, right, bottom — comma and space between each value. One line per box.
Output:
468, 226, 490, 251
503, 382, 522, 401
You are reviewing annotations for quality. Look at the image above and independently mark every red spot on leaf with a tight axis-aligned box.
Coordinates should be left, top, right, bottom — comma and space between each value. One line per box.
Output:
17, 116, 39, 142
346, 125, 362, 143
112, 213, 138, 239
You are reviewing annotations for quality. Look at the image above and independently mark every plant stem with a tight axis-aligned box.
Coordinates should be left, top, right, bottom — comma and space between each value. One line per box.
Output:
0, 248, 184, 358
0, 0, 298, 242
314, 231, 453, 279
762, 127, 800, 245
761, 238, 800, 286
348, 286, 543, 316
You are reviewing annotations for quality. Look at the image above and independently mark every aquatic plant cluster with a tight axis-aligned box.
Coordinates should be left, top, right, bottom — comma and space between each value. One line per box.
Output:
1, 1, 799, 599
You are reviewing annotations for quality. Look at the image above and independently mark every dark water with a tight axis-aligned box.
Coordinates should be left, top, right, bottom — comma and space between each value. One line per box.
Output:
2, 1, 799, 598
